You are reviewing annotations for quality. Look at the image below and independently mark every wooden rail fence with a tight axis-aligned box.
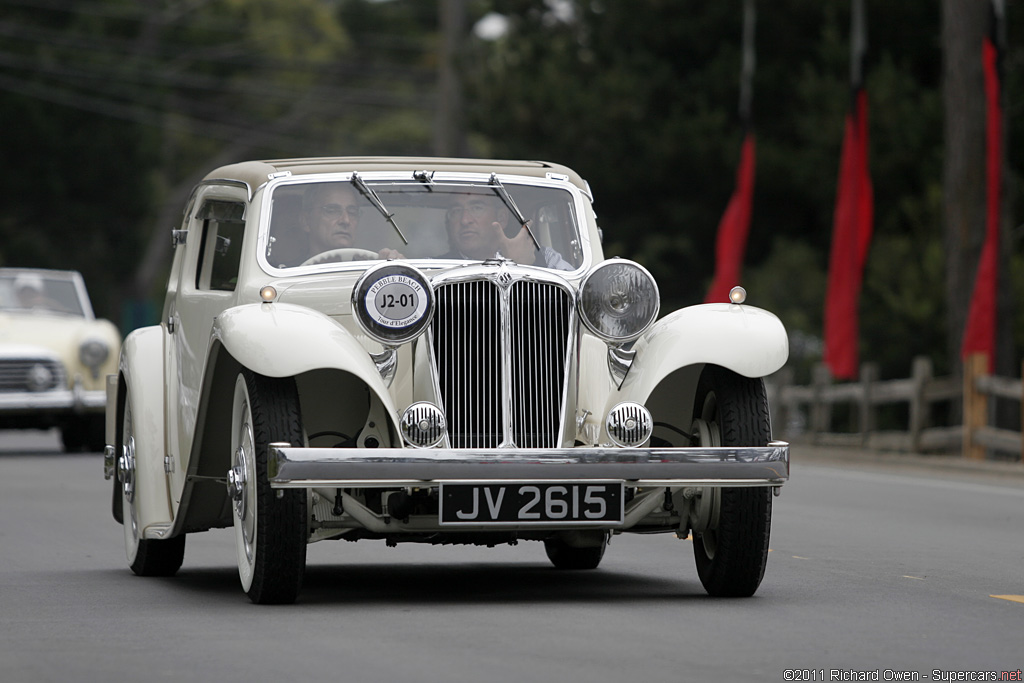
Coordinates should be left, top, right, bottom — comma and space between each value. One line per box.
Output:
767, 354, 1023, 461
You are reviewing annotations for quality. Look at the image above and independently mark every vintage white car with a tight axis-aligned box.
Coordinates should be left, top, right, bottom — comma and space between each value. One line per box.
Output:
0, 268, 119, 451
105, 157, 789, 604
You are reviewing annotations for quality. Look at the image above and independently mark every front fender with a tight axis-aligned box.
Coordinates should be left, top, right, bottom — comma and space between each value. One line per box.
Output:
210, 302, 400, 433
617, 303, 788, 405
213, 302, 386, 386
117, 325, 172, 531
175, 303, 401, 533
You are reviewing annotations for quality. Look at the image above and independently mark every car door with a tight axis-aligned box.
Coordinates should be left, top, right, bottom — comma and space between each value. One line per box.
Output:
165, 187, 247, 509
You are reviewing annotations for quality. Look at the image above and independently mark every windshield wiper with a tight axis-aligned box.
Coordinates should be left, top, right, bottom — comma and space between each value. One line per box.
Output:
489, 174, 540, 250
351, 172, 408, 245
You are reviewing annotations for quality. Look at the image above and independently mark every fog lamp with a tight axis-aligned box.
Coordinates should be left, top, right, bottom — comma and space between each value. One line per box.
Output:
400, 402, 446, 448
605, 402, 653, 448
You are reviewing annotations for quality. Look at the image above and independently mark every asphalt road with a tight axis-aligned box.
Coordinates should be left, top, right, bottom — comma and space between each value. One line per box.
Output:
1, 430, 1021, 683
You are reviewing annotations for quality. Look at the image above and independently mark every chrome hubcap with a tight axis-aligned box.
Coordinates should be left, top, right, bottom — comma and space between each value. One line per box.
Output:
118, 436, 136, 503
120, 402, 140, 561
232, 389, 257, 569
701, 528, 719, 559
227, 446, 248, 522
693, 390, 721, 553
691, 392, 721, 449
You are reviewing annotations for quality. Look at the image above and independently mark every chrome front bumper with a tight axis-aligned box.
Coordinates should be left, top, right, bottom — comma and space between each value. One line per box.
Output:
268, 441, 790, 488
0, 386, 106, 413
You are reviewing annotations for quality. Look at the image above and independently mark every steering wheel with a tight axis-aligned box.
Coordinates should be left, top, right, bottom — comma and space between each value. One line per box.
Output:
300, 248, 379, 267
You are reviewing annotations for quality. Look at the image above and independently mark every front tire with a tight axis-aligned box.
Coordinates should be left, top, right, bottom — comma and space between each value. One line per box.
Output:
119, 387, 185, 577
691, 365, 773, 597
230, 370, 307, 604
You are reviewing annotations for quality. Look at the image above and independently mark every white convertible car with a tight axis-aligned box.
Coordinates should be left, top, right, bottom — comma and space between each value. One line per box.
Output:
1, 268, 119, 451
105, 157, 789, 603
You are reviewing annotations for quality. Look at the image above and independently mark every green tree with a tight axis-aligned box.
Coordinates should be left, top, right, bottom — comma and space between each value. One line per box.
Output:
0, 0, 436, 324
463, 0, 1013, 380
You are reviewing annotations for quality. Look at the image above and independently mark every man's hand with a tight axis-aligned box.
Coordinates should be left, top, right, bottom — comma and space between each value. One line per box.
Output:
378, 247, 405, 259
495, 222, 537, 265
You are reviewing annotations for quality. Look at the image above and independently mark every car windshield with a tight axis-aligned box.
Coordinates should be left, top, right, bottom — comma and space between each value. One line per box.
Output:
0, 272, 86, 316
264, 179, 583, 271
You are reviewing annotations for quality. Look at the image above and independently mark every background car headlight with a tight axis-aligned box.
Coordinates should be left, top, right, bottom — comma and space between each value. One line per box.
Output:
79, 338, 110, 370
578, 259, 660, 343
352, 262, 435, 346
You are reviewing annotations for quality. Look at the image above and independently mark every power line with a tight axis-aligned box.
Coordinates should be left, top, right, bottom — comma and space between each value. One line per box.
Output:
2, 0, 438, 54
0, 70, 329, 149
0, 49, 433, 109
0, 20, 335, 71
2, 0, 271, 34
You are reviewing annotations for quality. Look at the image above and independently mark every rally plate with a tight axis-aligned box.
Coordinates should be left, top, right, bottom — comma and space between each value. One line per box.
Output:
439, 482, 624, 526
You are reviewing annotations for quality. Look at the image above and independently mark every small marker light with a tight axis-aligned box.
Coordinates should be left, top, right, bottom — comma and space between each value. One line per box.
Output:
729, 286, 746, 304
260, 285, 277, 302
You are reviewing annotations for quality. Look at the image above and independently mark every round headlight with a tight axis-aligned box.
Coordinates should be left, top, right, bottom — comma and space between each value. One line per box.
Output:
79, 338, 110, 369
579, 259, 660, 343
352, 262, 435, 346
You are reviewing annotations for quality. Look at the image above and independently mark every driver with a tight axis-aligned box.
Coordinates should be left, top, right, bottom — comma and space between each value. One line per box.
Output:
301, 183, 403, 262
13, 273, 64, 312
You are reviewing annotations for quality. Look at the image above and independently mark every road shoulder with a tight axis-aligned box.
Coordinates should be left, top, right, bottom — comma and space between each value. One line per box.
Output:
790, 442, 1024, 487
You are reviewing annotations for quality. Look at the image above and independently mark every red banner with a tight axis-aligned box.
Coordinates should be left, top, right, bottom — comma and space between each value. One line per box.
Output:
823, 89, 874, 380
705, 132, 756, 303
960, 36, 1002, 372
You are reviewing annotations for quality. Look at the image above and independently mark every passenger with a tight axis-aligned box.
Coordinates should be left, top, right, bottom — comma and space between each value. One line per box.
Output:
441, 193, 572, 270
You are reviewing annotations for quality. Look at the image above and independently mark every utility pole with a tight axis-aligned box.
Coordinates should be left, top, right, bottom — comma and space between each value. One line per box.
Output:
942, 0, 991, 374
434, 0, 466, 157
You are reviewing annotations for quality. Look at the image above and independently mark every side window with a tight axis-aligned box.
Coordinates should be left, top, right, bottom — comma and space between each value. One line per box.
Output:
195, 200, 245, 292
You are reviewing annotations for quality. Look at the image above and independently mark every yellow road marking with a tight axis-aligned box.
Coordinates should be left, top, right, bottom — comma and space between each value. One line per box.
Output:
792, 555, 809, 560
902, 575, 926, 580
991, 595, 1024, 604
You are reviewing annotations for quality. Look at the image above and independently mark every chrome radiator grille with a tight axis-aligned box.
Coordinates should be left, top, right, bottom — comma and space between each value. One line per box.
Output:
431, 279, 573, 448
0, 358, 66, 393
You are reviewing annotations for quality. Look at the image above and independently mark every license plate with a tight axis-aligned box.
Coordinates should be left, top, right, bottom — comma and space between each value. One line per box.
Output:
439, 482, 624, 525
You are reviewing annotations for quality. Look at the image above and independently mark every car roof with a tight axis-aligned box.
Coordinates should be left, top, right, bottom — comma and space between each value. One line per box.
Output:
201, 157, 591, 199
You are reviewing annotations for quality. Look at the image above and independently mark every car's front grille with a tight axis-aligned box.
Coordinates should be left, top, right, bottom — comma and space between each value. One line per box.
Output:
0, 358, 67, 393
432, 278, 573, 448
